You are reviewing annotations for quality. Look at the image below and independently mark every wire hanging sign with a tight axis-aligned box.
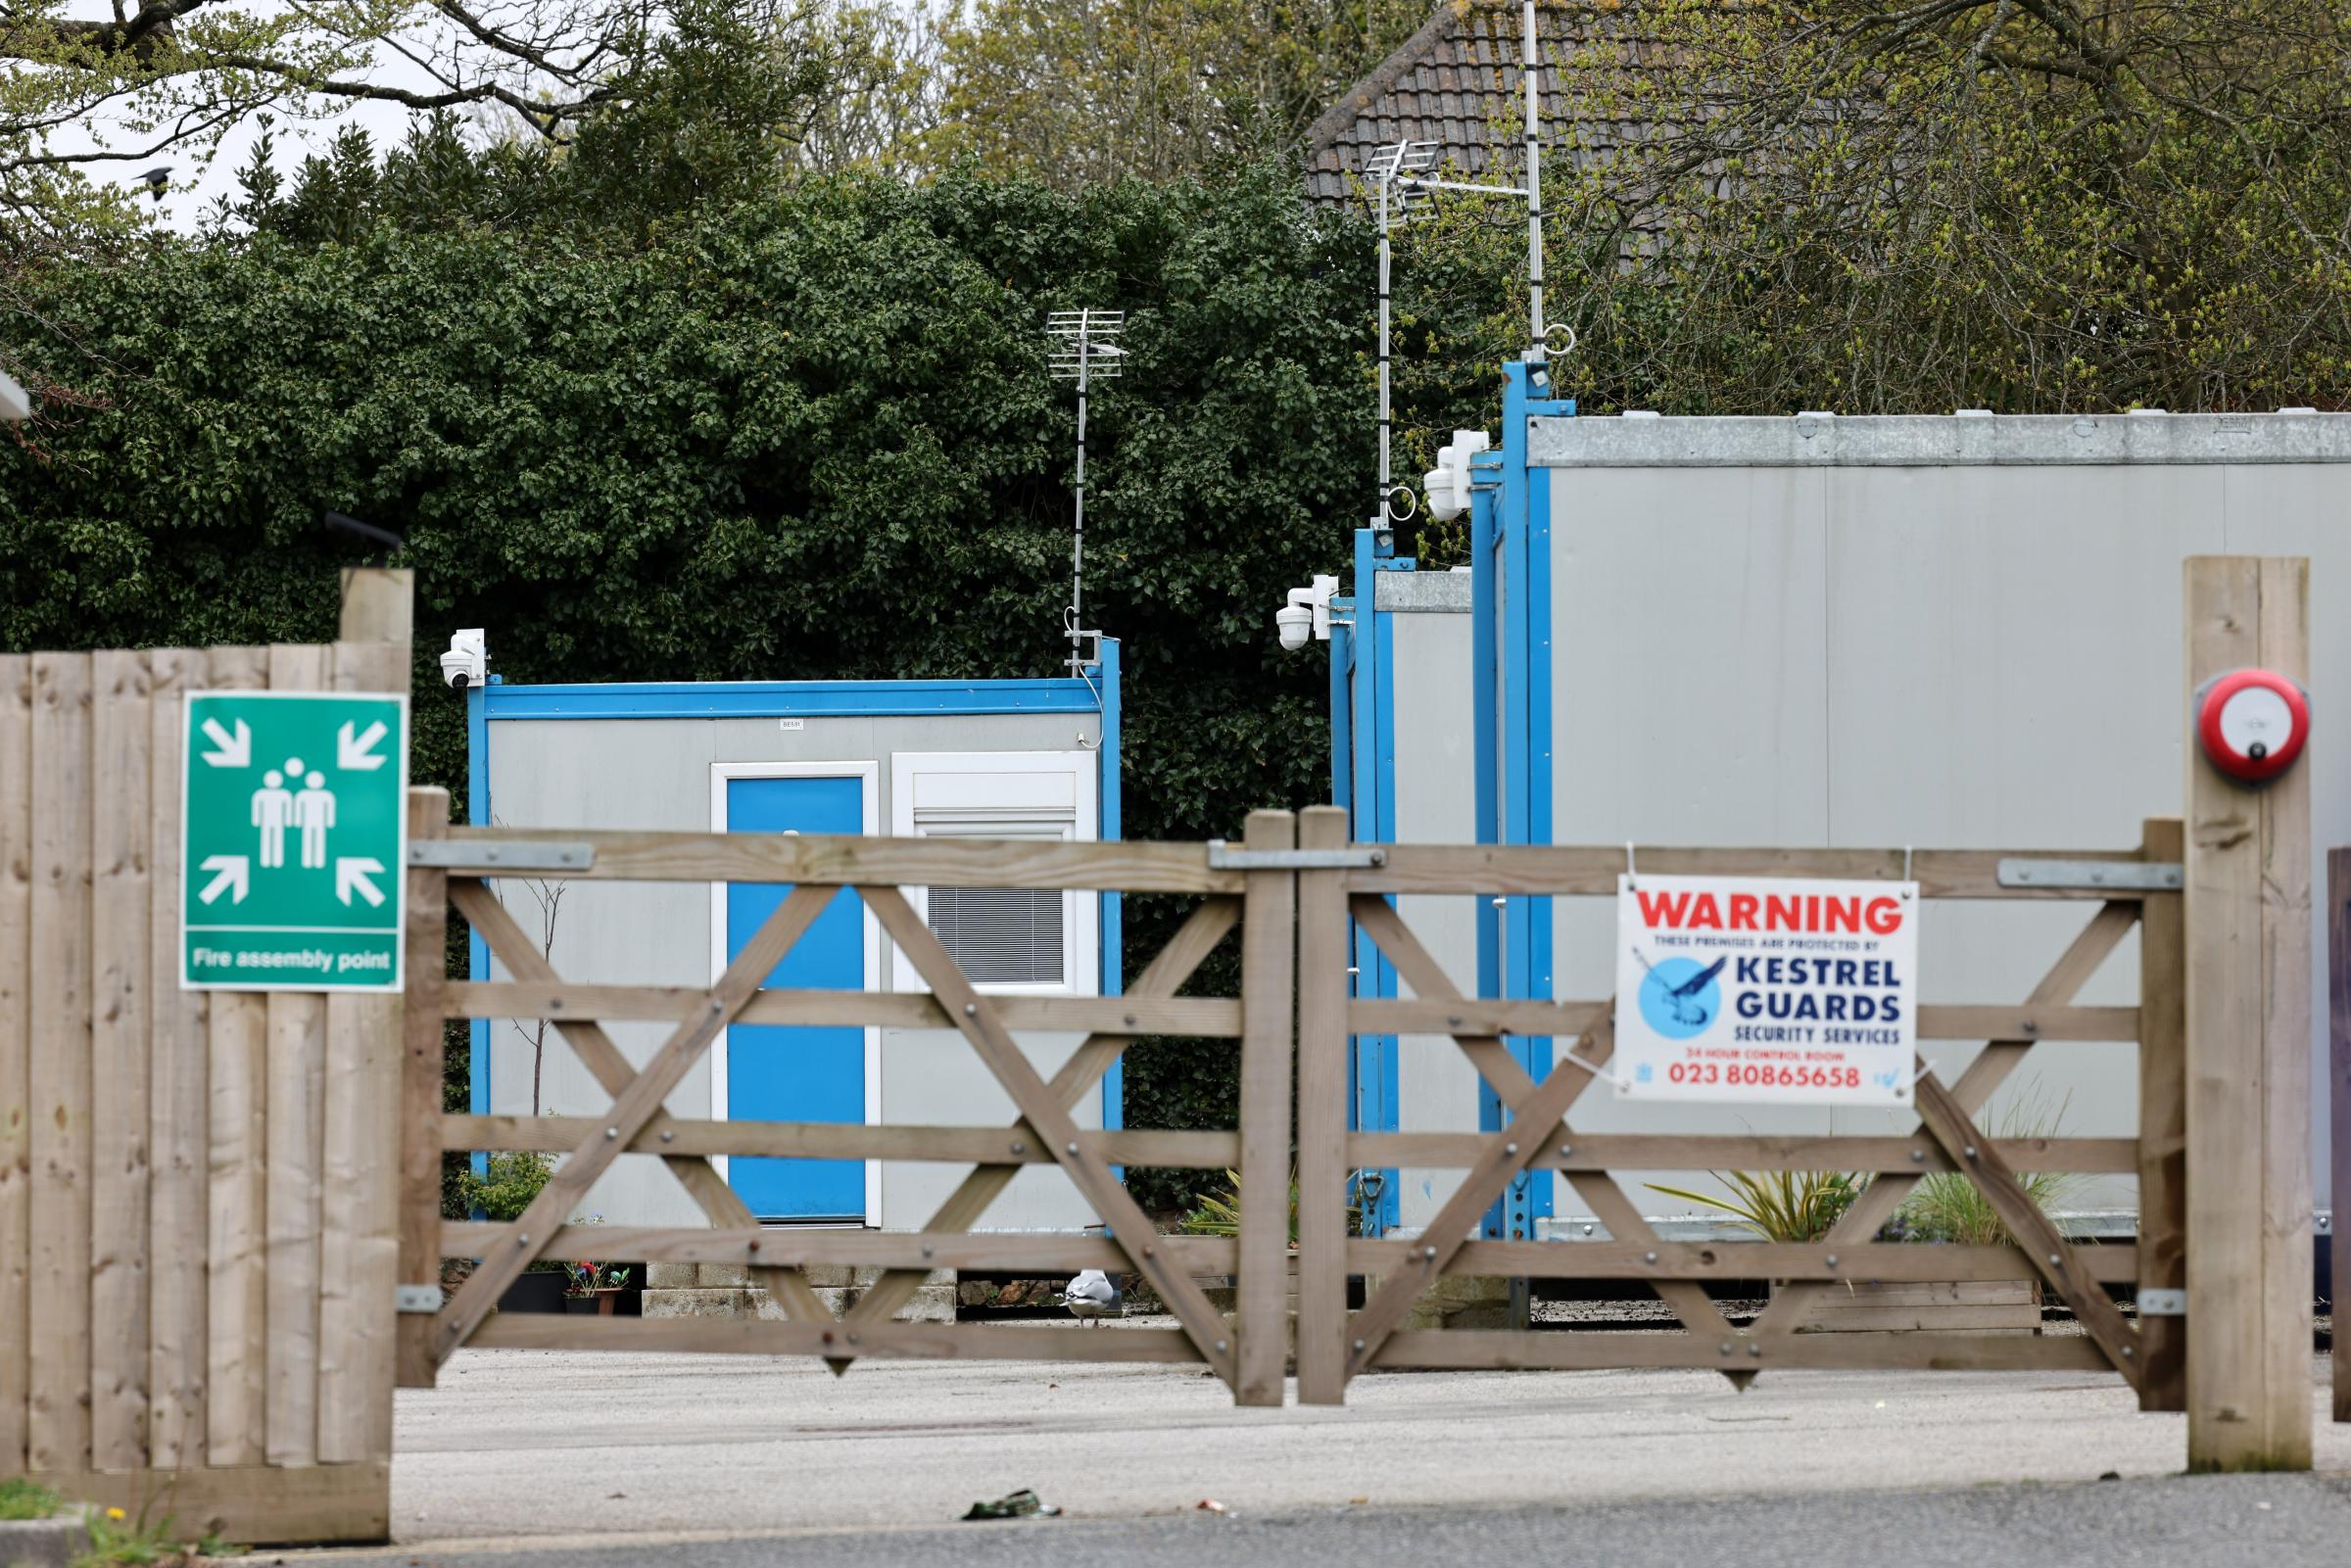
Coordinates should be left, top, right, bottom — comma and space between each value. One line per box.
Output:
1047, 309, 1125, 676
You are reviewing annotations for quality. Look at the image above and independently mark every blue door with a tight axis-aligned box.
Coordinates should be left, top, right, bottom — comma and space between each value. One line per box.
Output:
724, 775, 868, 1220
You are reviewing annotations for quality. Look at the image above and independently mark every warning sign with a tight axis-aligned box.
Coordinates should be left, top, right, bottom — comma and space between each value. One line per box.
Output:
1612, 875, 1918, 1106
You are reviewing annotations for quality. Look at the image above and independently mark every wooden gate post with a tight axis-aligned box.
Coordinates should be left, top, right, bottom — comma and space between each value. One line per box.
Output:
2183, 555, 2314, 1472
1292, 807, 1351, 1405
1234, 810, 1297, 1407
2328, 848, 2350, 1425
2137, 816, 2188, 1413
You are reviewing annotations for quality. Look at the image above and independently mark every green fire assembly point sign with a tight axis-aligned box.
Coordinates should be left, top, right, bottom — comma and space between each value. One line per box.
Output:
180, 689, 409, 992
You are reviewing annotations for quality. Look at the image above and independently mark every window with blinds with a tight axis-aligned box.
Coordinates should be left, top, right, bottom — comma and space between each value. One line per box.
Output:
926, 884, 1066, 986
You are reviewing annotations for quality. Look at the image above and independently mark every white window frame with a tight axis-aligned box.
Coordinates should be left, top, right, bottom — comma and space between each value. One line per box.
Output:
888, 750, 1099, 997
708, 760, 882, 1226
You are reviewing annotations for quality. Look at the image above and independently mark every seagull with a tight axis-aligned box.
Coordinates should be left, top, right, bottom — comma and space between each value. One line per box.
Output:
1063, 1269, 1120, 1327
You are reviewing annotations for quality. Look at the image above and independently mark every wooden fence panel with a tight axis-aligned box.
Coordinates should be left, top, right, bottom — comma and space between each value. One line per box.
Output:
89, 649, 154, 1472
1, 592, 405, 1543
0, 652, 31, 1476
28, 651, 95, 1476
318, 638, 406, 1463
147, 647, 209, 1467
263, 642, 328, 1467
204, 643, 269, 1468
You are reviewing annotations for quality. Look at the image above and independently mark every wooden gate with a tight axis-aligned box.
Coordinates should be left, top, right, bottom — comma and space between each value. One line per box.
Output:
1286, 815, 2184, 1404
408, 810, 2183, 1385
400, 808, 1298, 1398
0, 572, 409, 1542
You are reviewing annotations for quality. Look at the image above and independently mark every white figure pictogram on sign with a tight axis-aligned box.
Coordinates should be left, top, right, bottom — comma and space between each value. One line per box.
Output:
292, 766, 337, 869
251, 768, 295, 868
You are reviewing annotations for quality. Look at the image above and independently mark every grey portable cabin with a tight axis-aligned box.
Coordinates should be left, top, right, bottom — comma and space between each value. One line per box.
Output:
459, 641, 1124, 1233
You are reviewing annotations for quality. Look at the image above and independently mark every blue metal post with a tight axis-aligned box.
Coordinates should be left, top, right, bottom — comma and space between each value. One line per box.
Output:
1487, 365, 1572, 1238
1096, 640, 1125, 1140
1347, 526, 1415, 1236
466, 676, 493, 1181
1470, 451, 1504, 1011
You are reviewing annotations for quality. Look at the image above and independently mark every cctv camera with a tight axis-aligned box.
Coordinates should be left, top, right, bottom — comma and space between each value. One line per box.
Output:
441, 629, 488, 691
1274, 604, 1312, 651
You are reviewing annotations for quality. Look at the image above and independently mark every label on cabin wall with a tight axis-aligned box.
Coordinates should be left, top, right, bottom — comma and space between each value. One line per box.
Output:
1610, 875, 1918, 1106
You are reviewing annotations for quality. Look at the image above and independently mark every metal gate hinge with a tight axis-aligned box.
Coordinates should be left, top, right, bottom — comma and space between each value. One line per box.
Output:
2136, 1288, 2185, 1317
408, 840, 596, 872
1995, 858, 2182, 891
1206, 842, 1385, 871
395, 1284, 445, 1314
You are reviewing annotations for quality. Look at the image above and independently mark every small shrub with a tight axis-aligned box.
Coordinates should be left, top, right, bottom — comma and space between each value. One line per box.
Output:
454, 1150, 569, 1273
72, 1500, 240, 1568
1176, 1168, 1367, 1242
456, 1150, 553, 1222
1895, 1089, 2080, 1247
1646, 1170, 1863, 1244
0, 1477, 64, 1520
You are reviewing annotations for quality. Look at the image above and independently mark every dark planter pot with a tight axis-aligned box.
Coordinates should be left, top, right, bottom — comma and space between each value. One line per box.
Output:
498, 1270, 568, 1314
564, 1292, 621, 1316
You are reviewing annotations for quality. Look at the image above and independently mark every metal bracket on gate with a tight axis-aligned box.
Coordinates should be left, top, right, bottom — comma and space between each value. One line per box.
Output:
408, 840, 597, 873
2135, 1288, 2186, 1317
395, 1284, 446, 1314
1995, 858, 2183, 892
1206, 841, 1386, 871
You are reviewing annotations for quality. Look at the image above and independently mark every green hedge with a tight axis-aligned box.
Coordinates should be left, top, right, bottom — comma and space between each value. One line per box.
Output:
1, 166, 1439, 1210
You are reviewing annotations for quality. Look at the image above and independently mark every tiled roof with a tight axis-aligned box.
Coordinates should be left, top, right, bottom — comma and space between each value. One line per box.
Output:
1305, 0, 1665, 210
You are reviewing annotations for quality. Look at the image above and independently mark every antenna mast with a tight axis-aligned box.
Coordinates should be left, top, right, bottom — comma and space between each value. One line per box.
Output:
1378, 2, 1568, 377
1047, 309, 1126, 674
1522, 0, 1545, 368
1366, 141, 1436, 532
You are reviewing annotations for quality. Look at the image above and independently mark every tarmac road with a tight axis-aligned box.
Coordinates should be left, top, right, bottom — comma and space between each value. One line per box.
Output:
360, 1341, 2350, 1562
307, 1472, 2351, 1568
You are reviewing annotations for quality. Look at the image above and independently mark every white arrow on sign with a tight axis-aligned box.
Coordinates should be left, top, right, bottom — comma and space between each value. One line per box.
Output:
337, 718, 391, 772
199, 717, 251, 769
337, 856, 387, 908
197, 854, 249, 906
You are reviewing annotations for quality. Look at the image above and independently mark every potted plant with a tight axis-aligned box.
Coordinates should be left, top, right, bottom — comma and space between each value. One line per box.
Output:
564, 1260, 635, 1315
1649, 1098, 2078, 1334
456, 1150, 569, 1314
1180, 1169, 1373, 1331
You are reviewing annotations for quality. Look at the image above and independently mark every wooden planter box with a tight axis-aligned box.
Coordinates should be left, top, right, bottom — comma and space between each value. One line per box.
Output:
1781, 1278, 2040, 1333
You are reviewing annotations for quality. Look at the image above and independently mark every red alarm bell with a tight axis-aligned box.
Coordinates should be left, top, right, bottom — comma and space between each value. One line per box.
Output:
2194, 668, 2310, 784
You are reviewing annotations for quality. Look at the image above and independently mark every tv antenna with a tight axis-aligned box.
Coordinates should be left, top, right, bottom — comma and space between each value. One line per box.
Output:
1047, 309, 1125, 675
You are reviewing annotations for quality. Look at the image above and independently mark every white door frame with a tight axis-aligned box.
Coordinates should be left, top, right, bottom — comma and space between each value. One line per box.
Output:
708, 760, 882, 1225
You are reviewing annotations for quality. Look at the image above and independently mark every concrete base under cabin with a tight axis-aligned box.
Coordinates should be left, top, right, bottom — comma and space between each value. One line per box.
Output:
643, 1263, 957, 1323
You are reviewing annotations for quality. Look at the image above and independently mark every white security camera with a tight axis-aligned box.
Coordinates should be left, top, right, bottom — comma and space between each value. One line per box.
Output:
440, 629, 488, 690
1423, 429, 1493, 522
0, 370, 29, 424
1273, 574, 1340, 653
